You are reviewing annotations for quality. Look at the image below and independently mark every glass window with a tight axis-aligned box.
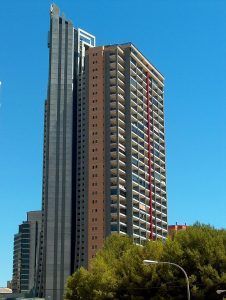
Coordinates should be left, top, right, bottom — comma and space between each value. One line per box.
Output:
110, 189, 118, 195
111, 224, 118, 231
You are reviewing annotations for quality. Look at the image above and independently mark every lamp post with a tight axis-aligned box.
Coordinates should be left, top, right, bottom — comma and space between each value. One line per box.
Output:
143, 259, 190, 300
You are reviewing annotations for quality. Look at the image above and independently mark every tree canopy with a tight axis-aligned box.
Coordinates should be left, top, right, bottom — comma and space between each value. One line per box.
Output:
65, 224, 226, 299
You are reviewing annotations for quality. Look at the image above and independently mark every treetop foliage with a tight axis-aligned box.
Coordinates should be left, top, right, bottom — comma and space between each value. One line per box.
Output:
65, 225, 226, 300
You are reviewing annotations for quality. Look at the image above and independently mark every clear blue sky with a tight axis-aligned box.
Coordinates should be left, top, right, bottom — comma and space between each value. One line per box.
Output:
0, 0, 225, 287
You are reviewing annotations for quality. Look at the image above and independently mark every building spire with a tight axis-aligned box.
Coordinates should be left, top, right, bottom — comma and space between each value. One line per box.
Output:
50, 3, 60, 16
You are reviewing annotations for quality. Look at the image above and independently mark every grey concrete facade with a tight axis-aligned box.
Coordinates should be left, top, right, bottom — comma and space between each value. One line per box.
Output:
43, 5, 74, 300
36, 5, 96, 300
12, 211, 42, 295
27, 211, 42, 292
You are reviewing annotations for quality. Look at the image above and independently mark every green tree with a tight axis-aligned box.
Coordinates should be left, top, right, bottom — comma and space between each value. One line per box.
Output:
163, 224, 226, 299
65, 225, 226, 300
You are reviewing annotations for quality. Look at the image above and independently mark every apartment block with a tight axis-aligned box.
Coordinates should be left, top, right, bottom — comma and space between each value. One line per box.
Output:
81, 44, 167, 262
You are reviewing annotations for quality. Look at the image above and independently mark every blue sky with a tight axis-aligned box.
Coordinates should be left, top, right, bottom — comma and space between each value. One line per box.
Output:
0, 0, 226, 286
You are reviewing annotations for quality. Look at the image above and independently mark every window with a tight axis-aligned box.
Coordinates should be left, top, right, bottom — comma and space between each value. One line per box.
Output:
110, 189, 118, 195
119, 189, 126, 197
131, 77, 137, 87
154, 171, 161, 181
154, 150, 159, 157
132, 125, 144, 139
131, 57, 136, 66
132, 157, 138, 167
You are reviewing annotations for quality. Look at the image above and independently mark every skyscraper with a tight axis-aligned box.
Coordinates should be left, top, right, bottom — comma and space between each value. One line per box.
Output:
83, 44, 167, 262
37, 5, 167, 300
35, 5, 96, 300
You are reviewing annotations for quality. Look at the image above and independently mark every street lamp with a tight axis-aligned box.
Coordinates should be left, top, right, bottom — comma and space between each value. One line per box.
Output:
143, 259, 190, 300
216, 290, 226, 299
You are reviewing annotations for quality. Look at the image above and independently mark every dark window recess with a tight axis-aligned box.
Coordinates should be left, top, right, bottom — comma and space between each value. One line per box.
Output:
111, 224, 118, 232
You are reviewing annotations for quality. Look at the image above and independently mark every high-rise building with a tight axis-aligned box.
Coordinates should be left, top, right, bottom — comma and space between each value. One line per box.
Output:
34, 5, 96, 300
37, 5, 167, 300
83, 44, 167, 262
12, 211, 42, 294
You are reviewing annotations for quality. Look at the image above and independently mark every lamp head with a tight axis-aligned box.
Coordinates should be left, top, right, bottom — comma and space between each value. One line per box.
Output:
216, 290, 226, 295
143, 260, 158, 265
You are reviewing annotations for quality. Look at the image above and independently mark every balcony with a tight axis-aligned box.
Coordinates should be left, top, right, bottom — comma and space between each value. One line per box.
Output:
110, 168, 118, 177
110, 117, 116, 126
110, 159, 118, 168
131, 106, 147, 124
110, 133, 117, 143
117, 54, 124, 65
118, 69, 125, 80
118, 112, 125, 124
118, 93, 125, 104
118, 77, 125, 88
110, 106, 117, 115
118, 133, 125, 143
118, 102, 125, 114
110, 69, 116, 77
110, 77, 117, 85
118, 85, 125, 95
110, 101, 117, 109
119, 126, 125, 136
110, 84, 117, 93
110, 62, 116, 70
118, 168, 126, 176
118, 117, 125, 129
118, 176, 126, 185
109, 54, 116, 63
110, 177, 117, 185
152, 88, 163, 100
118, 62, 125, 72
110, 93, 117, 101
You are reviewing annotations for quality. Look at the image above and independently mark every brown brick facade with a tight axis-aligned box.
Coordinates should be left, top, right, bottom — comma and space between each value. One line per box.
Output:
87, 47, 105, 263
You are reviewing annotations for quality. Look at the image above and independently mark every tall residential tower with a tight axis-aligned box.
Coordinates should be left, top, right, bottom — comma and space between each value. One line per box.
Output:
37, 5, 167, 300
12, 211, 42, 294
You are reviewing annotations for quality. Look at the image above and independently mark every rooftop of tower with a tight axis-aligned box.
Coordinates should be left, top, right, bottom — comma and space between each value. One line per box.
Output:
105, 42, 164, 79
